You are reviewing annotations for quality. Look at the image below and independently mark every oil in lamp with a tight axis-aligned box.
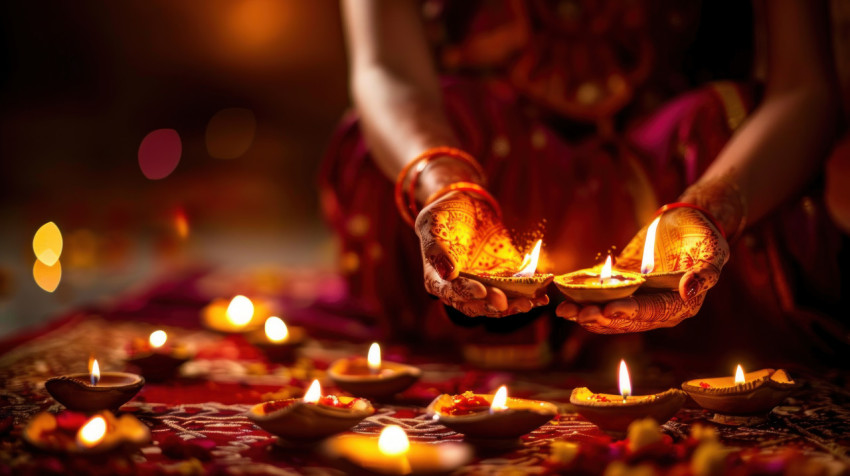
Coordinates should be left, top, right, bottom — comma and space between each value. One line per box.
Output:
125, 330, 192, 381
458, 239, 554, 298
45, 358, 145, 412
327, 343, 422, 399
554, 255, 645, 303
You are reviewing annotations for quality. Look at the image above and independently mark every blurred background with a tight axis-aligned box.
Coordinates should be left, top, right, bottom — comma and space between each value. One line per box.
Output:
0, 1, 349, 335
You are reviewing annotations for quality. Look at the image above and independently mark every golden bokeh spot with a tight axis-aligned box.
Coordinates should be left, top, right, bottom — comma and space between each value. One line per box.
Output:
205, 108, 256, 159
33, 222, 63, 266
340, 252, 360, 274
346, 214, 370, 238
66, 229, 98, 269
33, 259, 62, 293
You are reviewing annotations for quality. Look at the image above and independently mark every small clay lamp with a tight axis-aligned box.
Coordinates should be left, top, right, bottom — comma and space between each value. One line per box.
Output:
125, 330, 192, 382
681, 365, 798, 425
555, 255, 644, 303
201, 294, 270, 333
322, 424, 473, 475
248, 316, 307, 363
570, 360, 686, 437
427, 385, 558, 444
247, 379, 375, 444
23, 410, 150, 454
458, 240, 554, 299
45, 359, 145, 412
328, 343, 422, 399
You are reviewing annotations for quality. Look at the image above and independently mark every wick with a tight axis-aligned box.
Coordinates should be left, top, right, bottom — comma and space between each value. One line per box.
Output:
90, 374, 99, 386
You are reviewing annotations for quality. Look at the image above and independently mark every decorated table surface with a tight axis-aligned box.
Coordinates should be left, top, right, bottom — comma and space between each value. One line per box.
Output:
1, 269, 849, 475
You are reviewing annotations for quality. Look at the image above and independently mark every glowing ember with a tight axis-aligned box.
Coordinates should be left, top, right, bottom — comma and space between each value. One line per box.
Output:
90, 359, 100, 386
77, 415, 107, 448
33, 259, 62, 293
599, 255, 614, 284
264, 316, 289, 343
513, 239, 543, 277
149, 330, 167, 349
33, 221, 63, 266
735, 365, 745, 385
303, 379, 322, 403
619, 360, 631, 402
226, 295, 254, 327
367, 342, 381, 373
490, 385, 508, 412
378, 425, 410, 457
641, 216, 661, 274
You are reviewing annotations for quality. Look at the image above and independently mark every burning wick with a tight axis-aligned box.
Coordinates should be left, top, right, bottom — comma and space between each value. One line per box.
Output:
264, 316, 289, 343
367, 342, 381, 374
77, 415, 107, 448
378, 425, 412, 474
641, 216, 661, 274
513, 239, 543, 278
735, 365, 745, 385
149, 330, 167, 349
619, 359, 631, 403
490, 385, 509, 413
303, 379, 322, 403
90, 359, 100, 386
599, 255, 614, 285
226, 295, 254, 327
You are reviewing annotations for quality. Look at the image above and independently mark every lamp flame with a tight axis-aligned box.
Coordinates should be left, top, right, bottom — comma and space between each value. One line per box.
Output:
619, 359, 631, 401
641, 217, 661, 274
90, 359, 100, 386
378, 425, 410, 457
303, 379, 321, 403
599, 255, 614, 284
264, 316, 289, 343
367, 342, 381, 373
225, 295, 254, 327
149, 330, 167, 349
77, 415, 107, 448
513, 239, 543, 277
490, 385, 509, 412
735, 365, 745, 385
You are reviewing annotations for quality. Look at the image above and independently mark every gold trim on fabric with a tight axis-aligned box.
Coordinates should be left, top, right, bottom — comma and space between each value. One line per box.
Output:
710, 82, 747, 131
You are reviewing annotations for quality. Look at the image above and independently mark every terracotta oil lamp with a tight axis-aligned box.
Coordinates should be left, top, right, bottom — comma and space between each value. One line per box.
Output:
555, 255, 644, 303
45, 359, 145, 413
248, 316, 307, 363
125, 330, 192, 381
459, 240, 554, 298
570, 360, 686, 437
328, 343, 422, 399
201, 294, 270, 333
427, 385, 558, 445
630, 216, 685, 291
23, 410, 150, 454
681, 365, 798, 425
322, 424, 473, 475
247, 379, 375, 444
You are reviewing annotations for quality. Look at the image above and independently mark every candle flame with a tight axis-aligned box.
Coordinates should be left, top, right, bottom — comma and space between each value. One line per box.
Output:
90, 359, 100, 386
600, 255, 614, 284
490, 385, 508, 412
149, 330, 167, 349
619, 359, 631, 401
735, 364, 745, 385
367, 342, 381, 373
226, 295, 254, 327
264, 316, 289, 343
641, 217, 661, 274
77, 415, 107, 448
303, 379, 321, 403
378, 425, 410, 457
513, 239, 543, 277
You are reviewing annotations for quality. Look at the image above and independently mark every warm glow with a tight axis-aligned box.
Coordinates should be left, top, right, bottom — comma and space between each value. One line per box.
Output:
735, 365, 745, 385
33, 259, 62, 293
641, 217, 661, 274
226, 295, 254, 326
77, 415, 107, 448
90, 359, 101, 386
303, 379, 321, 403
619, 360, 631, 400
33, 221, 63, 266
600, 254, 614, 284
174, 209, 190, 239
378, 425, 410, 457
513, 239, 543, 277
264, 316, 289, 343
149, 330, 167, 349
490, 385, 509, 412
367, 342, 381, 373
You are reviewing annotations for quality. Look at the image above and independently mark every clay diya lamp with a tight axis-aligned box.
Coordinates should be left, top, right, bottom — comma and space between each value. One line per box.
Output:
201, 294, 271, 333
555, 255, 644, 304
570, 360, 687, 437
629, 216, 686, 291
458, 240, 554, 299
45, 359, 145, 412
125, 330, 192, 381
328, 343, 422, 399
23, 410, 150, 454
681, 365, 798, 425
247, 379, 375, 444
247, 316, 307, 363
427, 385, 558, 446
322, 424, 473, 475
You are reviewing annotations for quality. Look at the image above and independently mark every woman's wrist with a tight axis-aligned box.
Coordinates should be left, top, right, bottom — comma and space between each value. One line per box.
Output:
416, 156, 486, 204
678, 176, 747, 240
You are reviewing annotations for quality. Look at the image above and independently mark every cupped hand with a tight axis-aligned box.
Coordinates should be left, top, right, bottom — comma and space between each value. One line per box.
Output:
556, 206, 729, 333
416, 191, 549, 318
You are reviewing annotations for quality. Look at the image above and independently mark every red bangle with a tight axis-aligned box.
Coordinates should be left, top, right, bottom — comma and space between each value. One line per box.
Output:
653, 202, 726, 239
424, 182, 502, 220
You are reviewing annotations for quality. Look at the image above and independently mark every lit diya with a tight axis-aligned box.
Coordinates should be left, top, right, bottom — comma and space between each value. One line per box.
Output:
247, 379, 375, 444
570, 360, 686, 437
23, 410, 150, 454
125, 330, 192, 381
555, 255, 644, 303
458, 240, 554, 298
328, 343, 422, 399
247, 316, 307, 363
631, 216, 685, 290
427, 385, 558, 443
681, 365, 798, 426
201, 294, 270, 333
322, 424, 473, 475
45, 359, 145, 412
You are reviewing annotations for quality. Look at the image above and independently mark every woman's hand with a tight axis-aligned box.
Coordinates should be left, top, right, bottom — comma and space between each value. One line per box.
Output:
416, 191, 549, 318
556, 207, 729, 333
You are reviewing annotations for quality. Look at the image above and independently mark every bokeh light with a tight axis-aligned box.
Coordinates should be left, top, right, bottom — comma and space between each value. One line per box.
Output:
33, 221, 63, 266
174, 208, 190, 239
205, 108, 256, 159
138, 128, 182, 180
33, 259, 62, 293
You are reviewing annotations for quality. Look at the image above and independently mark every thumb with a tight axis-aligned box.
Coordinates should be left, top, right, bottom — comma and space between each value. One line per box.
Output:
679, 263, 720, 300
423, 239, 459, 281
